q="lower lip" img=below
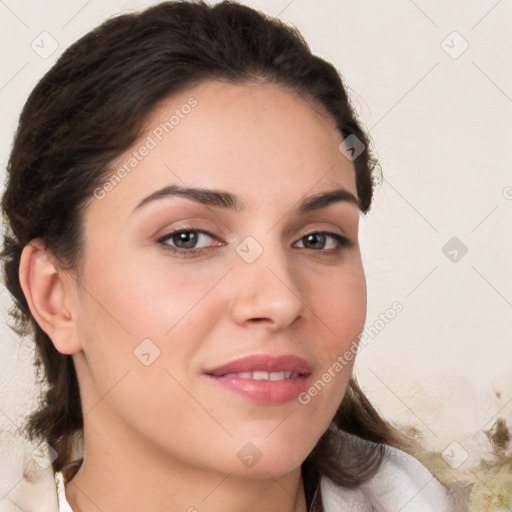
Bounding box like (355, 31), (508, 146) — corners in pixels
(207, 374), (311, 404)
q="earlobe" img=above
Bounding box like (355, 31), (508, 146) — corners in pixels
(19, 239), (82, 355)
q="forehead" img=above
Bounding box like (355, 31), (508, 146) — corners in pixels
(147, 79), (343, 156)
(87, 79), (357, 222)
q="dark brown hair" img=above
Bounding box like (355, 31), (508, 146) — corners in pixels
(1, 1), (409, 509)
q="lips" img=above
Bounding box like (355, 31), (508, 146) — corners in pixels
(205, 354), (312, 376)
(204, 354), (312, 404)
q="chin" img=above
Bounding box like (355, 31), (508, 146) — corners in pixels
(222, 435), (316, 480)
(227, 457), (307, 481)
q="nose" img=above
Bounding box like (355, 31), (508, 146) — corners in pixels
(228, 237), (305, 331)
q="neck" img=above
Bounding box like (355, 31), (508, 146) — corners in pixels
(64, 421), (308, 512)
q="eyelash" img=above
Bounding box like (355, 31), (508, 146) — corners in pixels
(156, 228), (352, 258)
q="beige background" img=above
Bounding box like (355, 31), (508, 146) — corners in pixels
(1, 0), (511, 497)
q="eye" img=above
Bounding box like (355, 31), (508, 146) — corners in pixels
(156, 228), (351, 258)
(157, 228), (221, 256)
(294, 232), (351, 254)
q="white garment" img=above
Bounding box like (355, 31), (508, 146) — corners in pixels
(51, 445), (466, 512)
(55, 473), (72, 512)
(320, 444), (466, 511)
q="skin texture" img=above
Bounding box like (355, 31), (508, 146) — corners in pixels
(20, 80), (367, 512)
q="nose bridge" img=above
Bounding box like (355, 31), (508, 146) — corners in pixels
(228, 231), (305, 328)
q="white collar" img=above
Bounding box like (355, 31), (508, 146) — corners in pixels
(55, 471), (73, 512)
(320, 444), (461, 511)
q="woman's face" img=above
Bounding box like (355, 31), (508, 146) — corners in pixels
(69, 80), (367, 478)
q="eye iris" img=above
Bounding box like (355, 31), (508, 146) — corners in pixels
(305, 233), (325, 249)
(174, 231), (198, 249)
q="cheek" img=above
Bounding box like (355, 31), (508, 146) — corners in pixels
(297, 261), (366, 411)
(308, 260), (367, 354)
(73, 251), (221, 437)
(75, 250), (226, 383)
(80, 246), (217, 337)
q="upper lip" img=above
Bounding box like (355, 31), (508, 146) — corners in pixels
(204, 354), (312, 376)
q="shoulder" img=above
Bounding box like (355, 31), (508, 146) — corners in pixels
(320, 440), (466, 512)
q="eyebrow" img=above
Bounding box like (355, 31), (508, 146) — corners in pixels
(132, 184), (360, 215)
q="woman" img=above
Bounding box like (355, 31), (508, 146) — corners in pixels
(1, 1), (468, 510)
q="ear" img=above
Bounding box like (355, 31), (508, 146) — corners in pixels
(19, 238), (82, 355)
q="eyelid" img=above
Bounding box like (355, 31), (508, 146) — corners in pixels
(294, 224), (349, 241)
(156, 227), (222, 247)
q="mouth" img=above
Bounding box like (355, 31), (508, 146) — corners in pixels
(221, 370), (302, 380)
(204, 354), (312, 404)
